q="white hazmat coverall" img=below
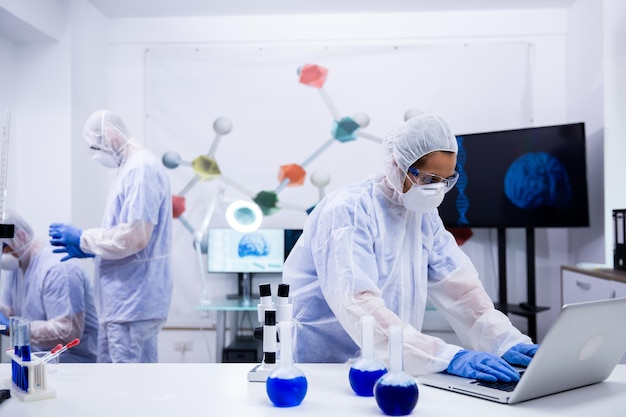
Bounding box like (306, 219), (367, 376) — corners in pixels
(283, 115), (530, 376)
(1, 211), (98, 363)
(51, 110), (173, 363)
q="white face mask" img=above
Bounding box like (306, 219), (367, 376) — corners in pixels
(91, 150), (120, 168)
(1, 254), (19, 271)
(402, 183), (446, 213)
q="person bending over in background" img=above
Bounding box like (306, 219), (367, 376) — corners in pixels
(48, 110), (173, 363)
(0, 210), (98, 362)
(283, 113), (538, 382)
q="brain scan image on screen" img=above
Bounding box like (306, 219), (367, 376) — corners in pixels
(238, 233), (271, 257)
(504, 152), (572, 210)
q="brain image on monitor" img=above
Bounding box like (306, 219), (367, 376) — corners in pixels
(504, 152), (572, 210)
(238, 232), (271, 257)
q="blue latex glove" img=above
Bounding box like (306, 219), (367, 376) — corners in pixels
(447, 350), (521, 382)
(49, 223), (83, 247)
(52, 243), (95, 262)
(502, 343), (540, 367)
(0, 311), (9, 335)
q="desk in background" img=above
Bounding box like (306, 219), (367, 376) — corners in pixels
(196, 297), (257, 362)
(1, 363), (626, 416)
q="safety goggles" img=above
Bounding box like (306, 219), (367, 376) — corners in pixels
(88, 143), (115, 156)
(407, 167), (459, 193)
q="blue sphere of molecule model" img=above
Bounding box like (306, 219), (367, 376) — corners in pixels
(162, 151), (182, 169)
(374, 372), (419, 416)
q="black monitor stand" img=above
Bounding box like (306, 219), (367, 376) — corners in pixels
(493, 227), (549, 342)
(226, 272), (256, 305)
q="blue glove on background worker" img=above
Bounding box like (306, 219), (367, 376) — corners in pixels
(49, 223), (82, 246)
(447, 350), (521, 382)
(0, 310), (9, 335)
(49, 223), (94, 262)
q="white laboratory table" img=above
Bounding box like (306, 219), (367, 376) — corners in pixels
(1, 363), (626, 416)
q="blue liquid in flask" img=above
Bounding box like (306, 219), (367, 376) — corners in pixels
(349, 366), (387, 397)
(374, 378), (419, 416)
(266, 373), (308, 407)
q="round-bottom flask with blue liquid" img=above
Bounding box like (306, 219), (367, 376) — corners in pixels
(374, 372), (419, 416)
(266, 321), (308, 407)
(349, 315), (388, 396)
(266, 365), (308, 407)
(373, 326), (419, 416)
(349, 357), (387, 397)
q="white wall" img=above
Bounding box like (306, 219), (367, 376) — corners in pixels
(567, 0), (605, 264)
(69, 0), (110, 232)
(0, 0), (68, 42)
(14, 40), (73, 234)
(604, 0), (626, 264)
(0, 1), (611, 363)
(8, 0), (109, 274)
(0, 1), (77, 241)
(0, 35), (17, 210)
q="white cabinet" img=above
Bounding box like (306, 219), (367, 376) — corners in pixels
(611, 279), (626, 299)
(561, 266), (626, 306)
(562, 269), (611, 304)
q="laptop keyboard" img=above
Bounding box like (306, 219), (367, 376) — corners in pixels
(475, 380), (518, 392)
(473, 370), (525, 392)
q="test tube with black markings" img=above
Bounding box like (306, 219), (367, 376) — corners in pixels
(21, 319), (31, 391)
(21, 319), (31, 362)
(10, 317), (18, 386)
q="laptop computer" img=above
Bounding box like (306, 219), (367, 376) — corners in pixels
(418, 297), (626, 404)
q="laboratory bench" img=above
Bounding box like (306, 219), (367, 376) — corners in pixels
(1, 362), (626, 416)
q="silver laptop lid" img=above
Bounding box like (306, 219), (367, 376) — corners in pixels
(508, 297), (626, 403)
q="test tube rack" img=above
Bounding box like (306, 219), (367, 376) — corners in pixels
(4, 350), (56, 401)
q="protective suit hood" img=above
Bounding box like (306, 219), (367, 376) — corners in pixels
(83, 110), (135, 166)
(383, 114), (458, 196)
(1, 210), (37, 269)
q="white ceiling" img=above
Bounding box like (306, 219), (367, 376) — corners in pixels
(84, 0), (578, 18)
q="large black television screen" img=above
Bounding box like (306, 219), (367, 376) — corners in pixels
(438, 123), (589, 228)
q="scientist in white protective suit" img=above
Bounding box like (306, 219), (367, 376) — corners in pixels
(0, 210), (98, 362)
(283, 113), (539, 382)
(48, 110), (173, 363)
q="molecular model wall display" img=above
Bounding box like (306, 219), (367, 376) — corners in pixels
(162, 63), (421, 239)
